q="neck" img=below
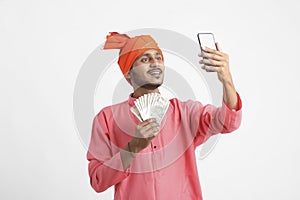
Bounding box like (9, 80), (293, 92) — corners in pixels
(132, 88), (160, 98)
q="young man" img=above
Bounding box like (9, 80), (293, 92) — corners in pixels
(87, 32), (242, 199)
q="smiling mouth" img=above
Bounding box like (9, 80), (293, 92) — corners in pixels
(148, 69), (162, 76)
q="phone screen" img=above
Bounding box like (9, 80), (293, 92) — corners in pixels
(197, 33), (217, 71)
(197, 33), (217, 52)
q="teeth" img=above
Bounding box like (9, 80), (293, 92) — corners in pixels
(149, 70), (161, 75)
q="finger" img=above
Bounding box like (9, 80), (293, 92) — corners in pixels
(136, 129), (158, 139)
(138, 118), (156, 127)
(144, 122), (160, 132)
(198, 52), (225, 61)
(143, 123), (160, 137)
(201, 65), (224, 73)
(199, 58), (224, 66)
(139, 121), (159, 133)
(202, 46), (223, 56)
(143, 128), (159, 138)
(147, 129), (159, 138)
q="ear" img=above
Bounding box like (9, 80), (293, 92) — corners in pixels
(125, 72), (132, 85)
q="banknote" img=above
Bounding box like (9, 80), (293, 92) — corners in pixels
(130, 93), (169, 124)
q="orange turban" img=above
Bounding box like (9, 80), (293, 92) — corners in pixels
(103, 32), (164, 76)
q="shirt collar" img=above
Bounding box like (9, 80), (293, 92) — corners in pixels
(128, 93), (137, 107)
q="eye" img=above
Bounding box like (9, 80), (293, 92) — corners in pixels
(141, 57), (149, 62)
(156, 56), (162, 61)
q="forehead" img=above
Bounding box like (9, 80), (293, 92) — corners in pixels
(138, 49), (161, 57)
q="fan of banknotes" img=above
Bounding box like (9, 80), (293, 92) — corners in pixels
(130, 93), (170, 124)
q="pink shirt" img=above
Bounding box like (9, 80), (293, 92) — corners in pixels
(87, 93), (242, 200)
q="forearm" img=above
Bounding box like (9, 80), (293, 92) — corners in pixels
(120, 142), (136, 171)
(88, 152), (130, 192)
(222, 74), (238, 110)
(120, 119), (158, 170)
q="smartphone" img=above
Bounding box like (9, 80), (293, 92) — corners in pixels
(197, 33), (217, 71)
(197, 33), (217, 51)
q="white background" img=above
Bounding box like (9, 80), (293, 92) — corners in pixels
(1, 0), (300, 199)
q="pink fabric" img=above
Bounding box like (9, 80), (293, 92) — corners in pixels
(87, 93), (242, 200)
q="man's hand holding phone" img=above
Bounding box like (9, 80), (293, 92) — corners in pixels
(197, 33), (232, 84)
(197, 33), (238, 110)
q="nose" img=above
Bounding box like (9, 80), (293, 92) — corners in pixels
(149, 58), (160, 68)
(150, 62), (158, 68)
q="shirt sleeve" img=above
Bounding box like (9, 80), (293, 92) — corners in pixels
(87, 110), (130, 193)
(193, 92), (242, 146)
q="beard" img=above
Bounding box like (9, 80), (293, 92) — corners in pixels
(140, 83), (162, 90)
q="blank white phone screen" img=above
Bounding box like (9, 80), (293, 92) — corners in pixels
(198, 33), (216, 51)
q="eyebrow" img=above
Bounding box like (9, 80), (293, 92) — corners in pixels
(139, 52), (161, 57)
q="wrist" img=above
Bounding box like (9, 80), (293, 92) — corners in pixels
(222, 76), (234, 86)
(127, 142), (137, 158)
(222, 77), (236, 93)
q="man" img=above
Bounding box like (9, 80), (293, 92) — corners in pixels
(87, 32), (242, 199)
